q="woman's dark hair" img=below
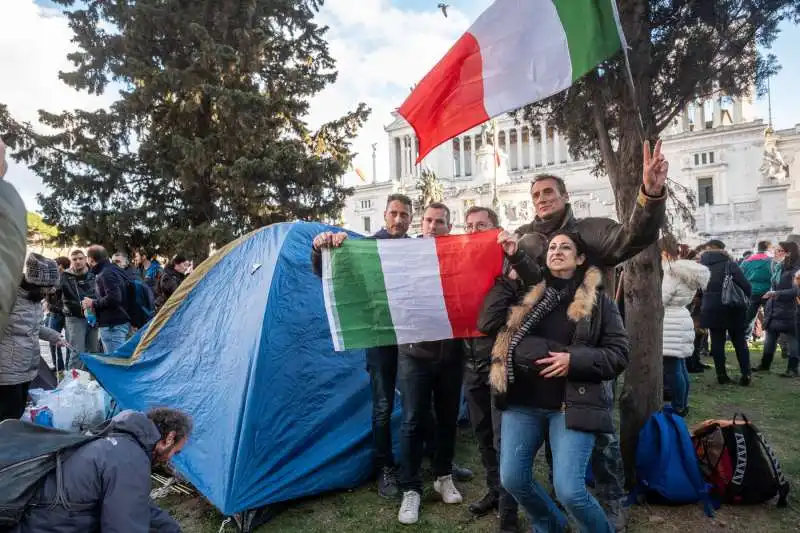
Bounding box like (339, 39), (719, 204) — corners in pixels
(548, 230), (589, 259)
(779, 241), (800, 270)
(20, 278), (45, 302)
(170, 254), (188, 268)
(55, 256), (71, 270)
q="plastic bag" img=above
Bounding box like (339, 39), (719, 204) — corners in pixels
(30, 380), (110, 432)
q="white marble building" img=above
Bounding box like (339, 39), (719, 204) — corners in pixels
(343, 94), (800, 255)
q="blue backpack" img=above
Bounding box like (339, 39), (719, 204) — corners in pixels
(124, 278), (155, 328)
(631, 407), (715, 516)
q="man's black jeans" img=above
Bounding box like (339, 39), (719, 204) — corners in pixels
(398, 352), (464, 494)
(366, 345), (399, 470)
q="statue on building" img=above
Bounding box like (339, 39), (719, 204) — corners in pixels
(760, 128), (791, 183)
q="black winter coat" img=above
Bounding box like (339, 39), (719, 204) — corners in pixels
(764, 262), (800, 334)
(59, 269), (96, 317)
(155, 266), (186, 310)
(699, 251), (752, 331)
(13, 410), (180, 533)
(480, 267), (630, 434)
(92, 260), (133, 327)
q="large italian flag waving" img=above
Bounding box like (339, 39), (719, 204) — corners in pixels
(400, 0), (623, 162)
(322, 231), (504, 351)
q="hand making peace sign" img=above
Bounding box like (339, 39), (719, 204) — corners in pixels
(642, 139), (668, 197)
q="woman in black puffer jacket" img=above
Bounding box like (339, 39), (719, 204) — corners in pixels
(478, 231), (629, 533)
(755, 241), (800, 377)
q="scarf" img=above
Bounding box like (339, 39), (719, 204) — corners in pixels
(504, 285), (569, 385)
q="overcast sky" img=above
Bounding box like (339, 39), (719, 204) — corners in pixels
(2, 0), (798, 210)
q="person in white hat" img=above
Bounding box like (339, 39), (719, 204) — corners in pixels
(0, 253), (66, 421)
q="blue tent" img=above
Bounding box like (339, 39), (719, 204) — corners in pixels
(84, 222), (400, 517)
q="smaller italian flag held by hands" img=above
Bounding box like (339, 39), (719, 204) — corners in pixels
(400, 0), (623, 162)
(322, 231), (504, 351)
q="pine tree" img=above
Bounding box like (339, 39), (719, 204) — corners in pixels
(3, 0), (369, 260)
(522, 0), (798, 481)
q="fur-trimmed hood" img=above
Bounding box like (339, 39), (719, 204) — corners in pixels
(490, 266), (603, 393)
(663, 259), (710, 294)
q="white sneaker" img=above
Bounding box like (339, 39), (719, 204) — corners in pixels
(434, 474), (463, 504)
(398, 490), (421, 524)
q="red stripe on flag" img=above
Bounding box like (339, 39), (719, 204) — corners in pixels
(398, 32), (489, 163)
(434, 230), (504, 338)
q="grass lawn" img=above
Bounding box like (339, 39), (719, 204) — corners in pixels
(161, 348), (800, 532)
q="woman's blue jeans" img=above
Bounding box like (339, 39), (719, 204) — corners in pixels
(500, 406), (613, 533)
(663, 357), (689, 411)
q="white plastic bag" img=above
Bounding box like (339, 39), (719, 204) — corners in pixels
(37, 380), (109, 432)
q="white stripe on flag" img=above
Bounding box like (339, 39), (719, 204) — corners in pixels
(377, 238), (453, 344)
(321, 248), (344, 351)
(472, 0), (572, 117)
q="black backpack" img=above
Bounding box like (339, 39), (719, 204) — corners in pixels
(692, 413), (790, 507)
(0, 420), (107, 528)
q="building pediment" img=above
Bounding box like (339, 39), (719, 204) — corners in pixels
(385, 110), (409, 132)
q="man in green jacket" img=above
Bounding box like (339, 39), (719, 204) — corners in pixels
(741, 240), (774, 339)
(0, 138), (27, 341)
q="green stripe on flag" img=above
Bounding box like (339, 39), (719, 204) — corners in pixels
(330, 240), (398, 350)
(553, 0), (621, 81)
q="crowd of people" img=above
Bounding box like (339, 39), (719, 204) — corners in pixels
(0, 138), (194, 532)
(311, 139), (669, 532)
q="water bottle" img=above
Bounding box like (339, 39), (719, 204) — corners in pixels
(85, 307), (97, 328)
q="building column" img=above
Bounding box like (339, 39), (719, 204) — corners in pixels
(713, 98), (722, 127)
(553, 129), (561, 164)
(733, 99), (743, 124)
(389, 136), (397, 180)
(473, 135), (479, 175)
(402, 137), (409, 181)
(516, 127), (523, 171)
(529, 129), (537, 168)
(565, 136), (572, 162)
(680, 107), (690, 132)
(540, 122), (548, 166)
(694, 101), (705, 130)
(458, 135), (467, 177)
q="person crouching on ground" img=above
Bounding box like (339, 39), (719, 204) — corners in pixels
(13, 408), (191, 533)
(0, 253), (66, 421)
(479, 231), (630, 533)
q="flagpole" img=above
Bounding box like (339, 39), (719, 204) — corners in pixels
(608, 0), (646, 143)
(491, 118), (499, 212)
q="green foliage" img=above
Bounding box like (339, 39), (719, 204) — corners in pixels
(26, 211), (59, 240)
(1, 0), (369, 259)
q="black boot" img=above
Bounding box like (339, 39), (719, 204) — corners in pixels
(468, 490), (498, 516)
(498, 493), (520, 533)
(452, 463), (474, 482)
(717, 374), (732, 385)
(739, 375), (752, 386)
(377, 466), (399, 499)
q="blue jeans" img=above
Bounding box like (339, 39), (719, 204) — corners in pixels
(47, 313), (65, 371)
(99, 323), (130, 354)
(64, 317), (100, 369)
(664, 357), (689, 410)
(500, 406), (613, 533)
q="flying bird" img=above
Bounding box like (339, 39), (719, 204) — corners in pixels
(437, 3), (449, 17)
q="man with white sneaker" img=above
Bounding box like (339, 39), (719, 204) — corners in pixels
(397, 203), (464, 524)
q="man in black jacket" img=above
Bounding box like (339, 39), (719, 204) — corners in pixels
(82, 245), (134, 354)
(13, 408), (190, 533)
(60, 249), (99, 367)
(461, 207), (539, 533)
(311, 193), (413, 499)
(513, 140), (669, 532)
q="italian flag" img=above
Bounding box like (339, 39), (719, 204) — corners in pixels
(400, 0), (623, 162)
(322, 231), (504, 351)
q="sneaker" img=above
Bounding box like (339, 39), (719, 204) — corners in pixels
(398, 490), (421, 524)
(468, 490), (498, 516)
(434, 474), (463, 504)
(378, 466), (399, 499)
